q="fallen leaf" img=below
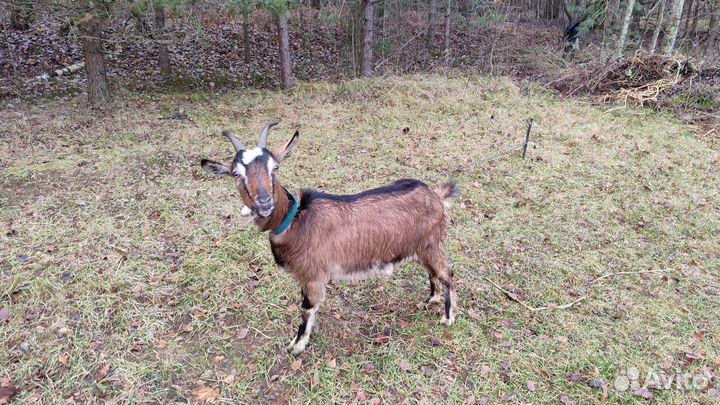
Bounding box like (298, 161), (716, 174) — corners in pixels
(634, 388), (654, 400)
(0, 379), (18, 405)
(500, 392), (515, 402)
(355, 390), (367, 401)
(399, 358), (410, 371)
(309, 370), (319, 390)
(235, 328), (249, 339)
(95, 364), (110, 381)
(559, 395), (576, 405)
(685, 352), (704, 362)
(0, 309), (11, 322)
(480, 365), (491, 377)
(192, 385), (220, 404)
(213, 355), (225, 365)
(465, 394), (476, 404)
(222, 371), (236, 384)
(290, 359), (302, 371)
(467, 308), (482, 321)
(527, 380), (536, 392)
(327, 358), (337, 369)
(477, 397), (490, 405)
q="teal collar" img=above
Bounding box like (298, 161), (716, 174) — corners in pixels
(272, 194), (300, 235)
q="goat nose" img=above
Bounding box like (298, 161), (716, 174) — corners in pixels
(258, 196), (272, 205)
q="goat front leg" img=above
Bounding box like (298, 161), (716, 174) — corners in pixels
(287, 284), (324, 355)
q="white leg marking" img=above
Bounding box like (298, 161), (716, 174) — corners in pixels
(427, 294), (442, 304)
(289, 307), (318, 355)
(240, 205), (252, 216)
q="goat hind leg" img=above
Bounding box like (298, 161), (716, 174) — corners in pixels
(425, 273), (442, 304)
(422, 249), (456, 325)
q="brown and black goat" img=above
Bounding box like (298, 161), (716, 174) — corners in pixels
(200, 122), (459, 355)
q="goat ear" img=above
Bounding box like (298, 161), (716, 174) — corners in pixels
(275, 131), (300, 162)
(201, 159), (231, 176)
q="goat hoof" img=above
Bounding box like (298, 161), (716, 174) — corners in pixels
(289, 341), (307, 356)
(425, 295), (442, 304)
(441, 315), (456, 326)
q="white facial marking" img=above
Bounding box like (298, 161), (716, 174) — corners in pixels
(266, 156), (276, 174)
(234, 164), (246, 177)
(241, 147), (264, 165)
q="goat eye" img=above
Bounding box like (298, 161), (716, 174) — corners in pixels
(273, 164), (279, 172)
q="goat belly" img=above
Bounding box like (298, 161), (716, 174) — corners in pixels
(330, 262), (394, 281)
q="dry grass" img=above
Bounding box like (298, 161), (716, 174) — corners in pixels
(1, 75), (719, 404)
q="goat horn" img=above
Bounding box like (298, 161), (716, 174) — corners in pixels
(222, 130), (245, 152)
(258, 121), (279, 149)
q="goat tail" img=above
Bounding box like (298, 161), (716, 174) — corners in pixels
(434, 182), (460, 208)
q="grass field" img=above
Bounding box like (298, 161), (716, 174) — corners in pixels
(1, 76), (719, 404)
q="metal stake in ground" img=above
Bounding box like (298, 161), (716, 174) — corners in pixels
(522, 118), (534, 159)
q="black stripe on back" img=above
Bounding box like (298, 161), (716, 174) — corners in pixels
(299, 179), (426, 210)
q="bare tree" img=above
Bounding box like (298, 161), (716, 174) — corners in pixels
(681, 0), (693, 34)
(662, 0), (685, 55)
(154, 5), (171, 77)
(709, 0), (720, 49)
(360, 0), (375, 77)
(243, 13), (251, 63)
(427, 0), (438, 49)
(617, 0), (636, 56)
(275, 12), (295, 88)
(443, 0), (451, 70)
(78, 13), (110, 104)
(649, 0), (666, 53)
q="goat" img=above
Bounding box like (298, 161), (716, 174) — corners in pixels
(200, 123), (459, 355)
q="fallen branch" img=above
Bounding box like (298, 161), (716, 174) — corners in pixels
(587, 269), (671, 285)
(484, 277), (588, 312)
(485, 269), (672, 312)
(36, 62), (85, 81)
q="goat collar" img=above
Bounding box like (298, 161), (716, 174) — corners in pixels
(272, 192), (300, 235)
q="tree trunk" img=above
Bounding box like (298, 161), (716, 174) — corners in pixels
(243, 13), (251, 64)
(709, 0), (720, 48)
(79, 13), (110, 105)
(662, 0), (685, 55)
(443, 0), (451, 70)
(689, 0), (700, 36)
(681, 0), (693, 35)
(154, 6), (171, 77)
(649, 0), (666, 53)
(360, 0), (375, 77)
(617, 0), (636, 56)
(275, 13), (295, 89)
(427, 0), (438, 49)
